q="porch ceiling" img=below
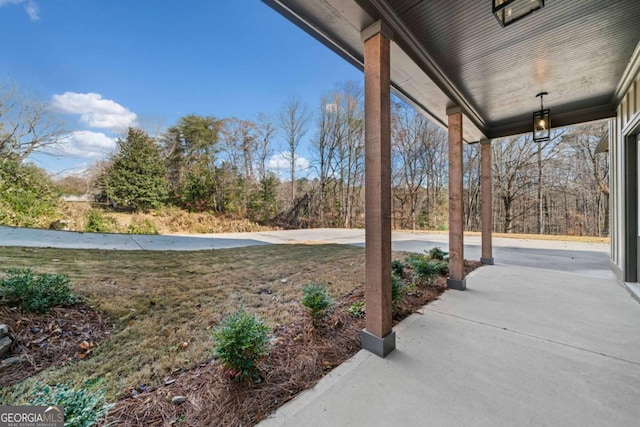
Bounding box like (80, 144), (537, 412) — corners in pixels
(263, 0), (640, 141)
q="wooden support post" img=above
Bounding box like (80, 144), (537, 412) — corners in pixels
(447, 107), (466, 290)
(480, 139), (494, 265)
(361, 21), (395, 357)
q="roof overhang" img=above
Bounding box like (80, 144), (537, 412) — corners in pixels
(264, 0), (640, 142)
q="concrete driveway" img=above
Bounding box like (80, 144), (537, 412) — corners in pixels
(0, 226), (612, 278)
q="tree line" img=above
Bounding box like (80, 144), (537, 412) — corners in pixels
(1, 81), (609, 236)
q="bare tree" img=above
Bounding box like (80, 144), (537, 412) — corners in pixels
(311, 94), (337, 226)
(391, 100), (447, 230)
(222, 117), (257, 181)
(221, 118), (259, 213)
(278, 96), (311, 203)
(0, 83), (65, 160)
(492, 135), (537, 233)
(256, 113), (276, 182)
(310, 83), (365, 228)
(560, 122), (609, 236)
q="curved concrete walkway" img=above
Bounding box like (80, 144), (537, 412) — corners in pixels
(1, 226), (637, 426)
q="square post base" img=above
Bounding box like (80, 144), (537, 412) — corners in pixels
(447, 277), (467, 290)
(361, 329), (396, 357)
(481, 257), (494, 265)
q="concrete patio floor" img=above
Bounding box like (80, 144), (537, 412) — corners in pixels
(1, 226), (638, 425)
(256, 238), (640, 426)
(260, 262), (640, 426)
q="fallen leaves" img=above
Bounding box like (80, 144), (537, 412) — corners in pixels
(0, 305), (111, 386)
(75, 340), (96, 359)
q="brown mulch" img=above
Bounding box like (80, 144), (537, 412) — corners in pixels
(105, 260), (482, 426)
(0, 305), (112, 387)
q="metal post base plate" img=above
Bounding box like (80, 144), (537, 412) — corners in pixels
(361, 329), (396, 357)
(447, 277), (467, 290)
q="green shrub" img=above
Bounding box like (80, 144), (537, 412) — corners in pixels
(428, 247), (449, 261)
(407, 254), (438, 284)
(1, 268), (76, 313)
(431, 260), (449, 275)
(0, 157), (61, 228)
(85, 210), (118, 233)
(212, 308), (270, 382)
(347, 300), (365, 318)
(301, 283), (335, 325)
(28, 380), (110, 427)
(391, 273), (405, 309)
(391, 259), (405, 278)
(127, 217), (158, 235)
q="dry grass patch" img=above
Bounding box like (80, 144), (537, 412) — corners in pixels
(0, 244), (367, 401)
(55, 202), (274, 234)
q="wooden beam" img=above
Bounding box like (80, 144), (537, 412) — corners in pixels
(361, 21), (395, 357)
(481, 139), (494, 265)
(447, 108), (466, 290)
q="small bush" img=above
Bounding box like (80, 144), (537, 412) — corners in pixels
(28, 380), (110, 427)
(301, 283), (335, 325)
(428, 247), (449, 261)
(391, 273), (405, 309)
(85, 210), (118, 233)
(431, 260), (449, 275)
(127, 217), (158, 235)
(347, 300), (365, 318)
(1, 268), (76, 313)
(407, 255), (438, 284)
(212, 308), (270, 382)
(391, 259), (405, 278)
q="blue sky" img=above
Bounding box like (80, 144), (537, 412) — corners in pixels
(0, 0), (362, 176)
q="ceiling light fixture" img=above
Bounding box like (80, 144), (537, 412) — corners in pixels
(493, 0), (544, 27)
(533, 92), (550, 143)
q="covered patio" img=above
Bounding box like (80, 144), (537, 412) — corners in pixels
(257, 1), (640, 424)
(259, 253), (640, 426)
(263, 0), (640, 356)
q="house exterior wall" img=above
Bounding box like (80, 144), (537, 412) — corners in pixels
(610, 50), (640, 280)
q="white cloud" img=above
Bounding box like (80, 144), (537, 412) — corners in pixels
(267, 152), (310, 173)
(51, 92), (137, 131)
(25, 0), (39, 20)
(0, 0), (40, 21)
(57, 130), (117, 159)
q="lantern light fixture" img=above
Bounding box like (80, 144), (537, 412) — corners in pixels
(533, 92), (550, 143)
(493, 0), (545, 27)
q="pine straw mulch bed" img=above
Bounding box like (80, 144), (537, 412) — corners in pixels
(106, 260), (482, 426)
(0, 305), (112, 386)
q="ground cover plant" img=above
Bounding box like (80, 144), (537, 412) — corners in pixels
(0, 268), (76, 313)
(28, 380), (110, 427)
(0, 244), (480, 425)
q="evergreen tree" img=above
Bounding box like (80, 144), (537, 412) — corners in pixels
(104, 128), (169, 211)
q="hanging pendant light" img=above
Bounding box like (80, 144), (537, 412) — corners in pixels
(533, 92), (550, 143)
(493, 0), (545, 27)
